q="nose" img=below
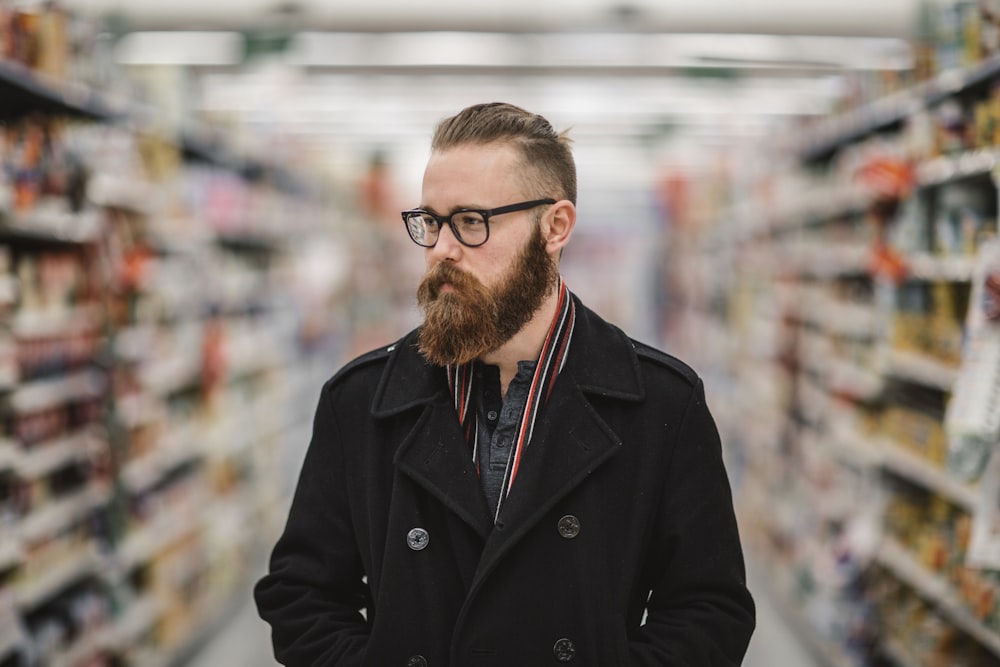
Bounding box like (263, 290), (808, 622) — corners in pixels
(428, 221), (463, 263)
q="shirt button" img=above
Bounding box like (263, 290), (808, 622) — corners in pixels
(557, 515), (581, 539)
(553, 638), (576, 662)
(407, 655), (428, 667)
(407, 527), (430, 551)
(487, 410), (498, 421)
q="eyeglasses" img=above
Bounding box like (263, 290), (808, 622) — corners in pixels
(402, 198), (556, 248)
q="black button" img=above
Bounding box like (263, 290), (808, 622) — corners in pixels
(557, 515), (581, 539)
(407, 655), (428, 667)
(407, 528), (430, 551)
(487, 410), (498, 421)
(553, 638), (576, 662)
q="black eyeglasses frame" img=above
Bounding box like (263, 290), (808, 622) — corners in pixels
(401, 198), (557, 248)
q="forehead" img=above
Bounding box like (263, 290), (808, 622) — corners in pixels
(422, 142), (525, 204)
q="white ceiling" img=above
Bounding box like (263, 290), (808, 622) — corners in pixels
(55, 0), (941, 203)
(65, 0), (924, 37)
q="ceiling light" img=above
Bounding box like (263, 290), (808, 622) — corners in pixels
(116, 31), (246, 66)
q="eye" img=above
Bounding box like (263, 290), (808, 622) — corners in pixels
(454, 212), (485, 227)
(416, 213), (440, 229)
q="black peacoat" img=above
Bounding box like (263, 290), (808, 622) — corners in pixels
(255, 297), (755, 666)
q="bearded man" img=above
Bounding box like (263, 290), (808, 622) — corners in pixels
(255, 102), (755, 666)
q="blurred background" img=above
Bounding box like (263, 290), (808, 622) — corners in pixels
(2, 0), (1000, 665)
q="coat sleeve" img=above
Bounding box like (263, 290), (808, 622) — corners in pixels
(628, 378), (756, 666)
(254, 384), (370, 666)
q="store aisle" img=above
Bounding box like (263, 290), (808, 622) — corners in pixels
(184, 562), (822, 667)
(185, 562), (277, 667)
(743, 566), (823, 667)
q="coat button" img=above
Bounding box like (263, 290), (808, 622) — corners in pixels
(407, 655), (428, 667)
(407, 527), (430, 551)
(553, 638), (576, 662)
(557, 515), (581, 539)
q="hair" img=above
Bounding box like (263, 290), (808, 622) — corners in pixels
(431, 102), (577, 205)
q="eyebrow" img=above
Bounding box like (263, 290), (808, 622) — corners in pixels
(418, 204), (488, 215)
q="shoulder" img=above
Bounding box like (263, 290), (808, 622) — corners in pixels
(569, 296), (700, 395)
(323, 334), (410, 393)
(630, 338), (699, 388)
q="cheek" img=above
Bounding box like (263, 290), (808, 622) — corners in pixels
(473, 257), (506, 288)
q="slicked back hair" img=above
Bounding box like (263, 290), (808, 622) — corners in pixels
(431, 102), (577, 205)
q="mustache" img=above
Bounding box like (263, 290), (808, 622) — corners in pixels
(418, 262), (482, 302)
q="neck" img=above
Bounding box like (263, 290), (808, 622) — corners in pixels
(480, 286), (561, 397)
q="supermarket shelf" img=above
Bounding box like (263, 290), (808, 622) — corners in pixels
(877, 537), (1000, 659)
(816, 300), (879, 340)
(0, 539), (21, 573)
(0, 12), (322, 667)
(826, 357), (884, 402)
(51, 595), (165, 667)
(11, 303), (103, 338)
(103, 595), (165, 650)
(696, 29), (1000, 667)
(916, 148), (1000, 188)
(0, 437), (19, 471)
(906, 253), (977, 282)
(0, 275), (16, 306)
(88, 173), (158, 216)
(799, 88), (915, 163)
(15, 428), (105, 480)
(215, 230), (285, 255)
(117, 505), (205, 570)
(799, 53), (1000, 163)
(878, 440), (979, 511)
(121, 426), (203, 493)
(19, 481), (111, 543)
(829, 421), (978, 509)
(15, 546), (100, 610)
(180, 131), (315, 196)
(180, 131), (249, 174)
(9, 368), (107, 414)
(116, 391), (167, 430)
(0, 58), (127, 120)
(139, 351), (204, 396)
(879, 637), (922, 667)
(883, 348), (960, 392)
(0, 208), (103, 247)
(0, 614), (25, 663)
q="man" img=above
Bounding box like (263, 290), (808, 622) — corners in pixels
(255, 102), (755, 666)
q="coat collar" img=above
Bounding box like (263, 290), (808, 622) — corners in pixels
(376, 296), (646, 545)
(371, 295), (645, 418)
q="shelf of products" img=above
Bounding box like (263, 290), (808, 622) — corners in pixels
(0, 4), (330, 666)
(663, 2), (1000, 665)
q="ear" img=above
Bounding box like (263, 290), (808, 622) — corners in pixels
(543, 200), (576, 256)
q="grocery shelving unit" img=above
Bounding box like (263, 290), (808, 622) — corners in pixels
(0, 23), (320, 665)
(663, 6), (1000, 663)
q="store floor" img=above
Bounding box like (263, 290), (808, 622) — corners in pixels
(184, 562), (822, 667)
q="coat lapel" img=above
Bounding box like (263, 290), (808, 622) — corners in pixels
(373, 299), (647, 571)
(393, 398), (494, 539)
(469, 298), (646, 589)
(373, 333), (493, 539)
(472, 378), (622, 576)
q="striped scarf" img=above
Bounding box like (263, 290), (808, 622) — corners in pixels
(447, 278), (576, 522)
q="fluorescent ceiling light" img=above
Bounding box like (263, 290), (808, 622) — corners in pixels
(116, 31), (246, 66)
(287, 31), (911, 71)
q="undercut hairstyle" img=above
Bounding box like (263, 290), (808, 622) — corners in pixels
(431, 102), (577, 205)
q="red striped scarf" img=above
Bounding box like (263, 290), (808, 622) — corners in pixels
(447, 278), (576, 522)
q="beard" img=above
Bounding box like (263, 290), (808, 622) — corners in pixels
(417, 224), (558, 367)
